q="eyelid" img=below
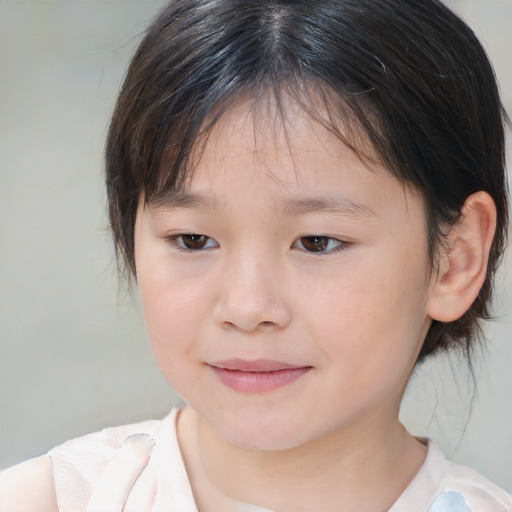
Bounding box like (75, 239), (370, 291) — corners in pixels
(163, 233), (351, 254)
(166, 233), (219, 251)
(292, 235), (351, 255)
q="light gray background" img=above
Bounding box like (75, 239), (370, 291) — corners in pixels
(1, 0), (511, 490)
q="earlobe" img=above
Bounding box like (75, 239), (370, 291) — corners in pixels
(427, 191), (497, 323)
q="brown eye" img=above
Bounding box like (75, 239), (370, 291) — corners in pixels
(295, 235), (343, 253)
(176, 234), (216, 250)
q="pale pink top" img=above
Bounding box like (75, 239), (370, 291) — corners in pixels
(48, 408), (512, 512)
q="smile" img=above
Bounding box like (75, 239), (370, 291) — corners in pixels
(208, 359), (312, 393)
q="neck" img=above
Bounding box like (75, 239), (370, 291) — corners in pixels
(178, 406), (427, 512)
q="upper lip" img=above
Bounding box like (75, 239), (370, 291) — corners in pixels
(209, 359), (310, 372)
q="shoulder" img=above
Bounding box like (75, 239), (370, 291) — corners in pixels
(392, 440), (512, 512)
(432, 459), (512, 512)
(48, 416), (164, 511)
(0, 413), (172, 512)
(0, 455), (58, 512)
(48, 416), (162, 462)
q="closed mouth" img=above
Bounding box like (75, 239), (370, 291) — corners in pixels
(207, 359), (312, 393)
(209, 358), (310, 372)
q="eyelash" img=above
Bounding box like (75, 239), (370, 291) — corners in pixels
(168, 234), (219, 252)
(292, 235), (348, 255)
(166, 234), (349, 255)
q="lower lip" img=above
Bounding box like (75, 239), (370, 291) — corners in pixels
(209, 366), (312, 393)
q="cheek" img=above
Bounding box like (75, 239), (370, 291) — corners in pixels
(136, 266), (208, 376)
(138, 285), (206, 400)
(305, 250), (430, 379)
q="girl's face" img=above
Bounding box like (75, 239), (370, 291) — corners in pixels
(134, 99), (434, 450)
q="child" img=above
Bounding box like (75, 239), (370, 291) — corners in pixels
(1, 0), (511, 510)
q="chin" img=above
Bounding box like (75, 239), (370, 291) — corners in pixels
(223, 430), (303, 452)
(209, 410), (314, 452)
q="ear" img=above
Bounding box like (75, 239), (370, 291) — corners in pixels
(427, 191), (497, 323)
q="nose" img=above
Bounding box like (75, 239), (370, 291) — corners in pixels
(212, 250), (292, 332)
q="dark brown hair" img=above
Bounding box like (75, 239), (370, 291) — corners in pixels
(106, 0), (509, 361)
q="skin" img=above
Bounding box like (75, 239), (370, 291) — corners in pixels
(0, 96), (496, 512)
(0, 456), (57, 512)
(134, 98), (437, 511)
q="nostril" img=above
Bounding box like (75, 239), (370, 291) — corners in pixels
(213, 293), (292, 332)
(222, 319), (279, 332)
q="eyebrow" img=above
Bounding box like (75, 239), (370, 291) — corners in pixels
(149, 190), (378, 219)
(149, 190), (218, 211)
(283, 196), (379, 219)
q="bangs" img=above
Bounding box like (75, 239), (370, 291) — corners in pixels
(145, 79), (387, 208)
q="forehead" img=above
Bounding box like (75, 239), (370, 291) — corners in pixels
(190, 95), (379, 183)
(150, 97), (419, 223)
